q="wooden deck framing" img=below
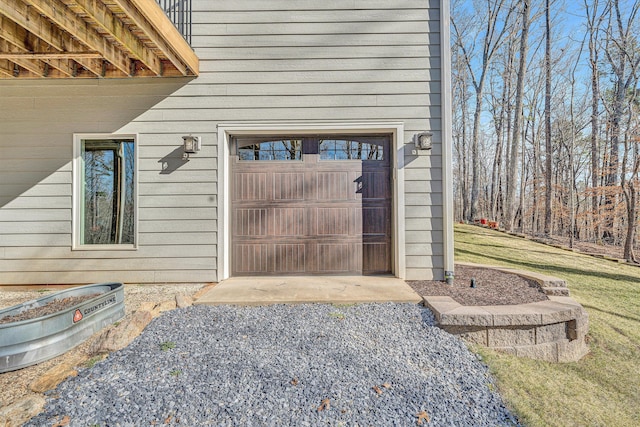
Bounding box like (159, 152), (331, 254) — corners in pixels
(0, 0), (198, 78)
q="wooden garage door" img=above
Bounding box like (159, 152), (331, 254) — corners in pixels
(231, 135), (391, 275)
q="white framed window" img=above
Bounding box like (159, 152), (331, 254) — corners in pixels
(73, 134), (138, 250)
(319, 137), (385, 161)
(235, 137), (303, 161)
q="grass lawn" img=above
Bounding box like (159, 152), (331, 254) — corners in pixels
(454, 224), (640, 426)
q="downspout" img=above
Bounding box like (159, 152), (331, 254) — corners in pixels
(117, 144), (126, 244)
(440, 0), (455, 283)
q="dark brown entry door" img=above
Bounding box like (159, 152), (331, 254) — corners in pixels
(231, 135), (391, 275)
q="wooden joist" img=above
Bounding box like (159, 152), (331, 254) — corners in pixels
(20, 0), (133, 75)
(63, 0), (163, 75)
(0, 58), (14, 77)
(0, 39), (44, 77)
(110, 0), (197, 76)
(0, 52), (103, 60)
(0, 0), (198, 79)
(0, 12), (93, 77)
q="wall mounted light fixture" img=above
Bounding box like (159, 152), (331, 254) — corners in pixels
(414, 132), (433, 151)
(182, 135), (201, 160)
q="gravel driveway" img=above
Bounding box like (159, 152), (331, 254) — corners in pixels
(26, 303), (519, 426)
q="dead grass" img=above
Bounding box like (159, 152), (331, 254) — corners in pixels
(455, 224), (640, 427)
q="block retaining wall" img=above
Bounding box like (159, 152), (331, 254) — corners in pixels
(424, 264), (589, 362)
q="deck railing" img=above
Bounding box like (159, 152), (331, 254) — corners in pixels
(156, 0), (192, 44)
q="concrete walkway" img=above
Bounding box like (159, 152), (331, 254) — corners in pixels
(194, 276), (422, 306)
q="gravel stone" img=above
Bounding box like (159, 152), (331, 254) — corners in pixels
(26, 303), (519, 426)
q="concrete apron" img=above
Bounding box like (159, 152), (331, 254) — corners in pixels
(194, 276), (422, 306)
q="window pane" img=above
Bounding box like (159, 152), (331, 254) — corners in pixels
(319, 139), (384, 160)
(82, 139), (135, 245)
(237, 139), (302, 161)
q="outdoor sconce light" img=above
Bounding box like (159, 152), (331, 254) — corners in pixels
(414, 132), (433, 151)
(182, 135), (201, 160)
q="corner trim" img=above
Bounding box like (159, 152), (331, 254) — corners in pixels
(440, 0), (455, 277)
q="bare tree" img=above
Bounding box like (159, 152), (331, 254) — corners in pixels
(620, 95), (640, 261)
(452, 23), (472, 220)
(487, 37), (517, 222)
(449, 0), (640, 260)
(504, 0), (531, 230)
(544, 0), (553, 235)
(602, 0), (640, 242)
(584, 0), (609, 241)
(452, 0), (515, 221)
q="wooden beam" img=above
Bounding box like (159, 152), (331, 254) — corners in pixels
(0, 52), (103, 59)
(0, 0), (197, 78)
(63, 0), (162, 75)
(3, 35), (73, 77)
(0, 39), (45, 76)
(0, 14), (31, 51)
(0, 12), (88, 77)
(10, 58), (46, 76)
(19, 0), (132, 75)
(132, 0), (199, 74)
(112, 0), (198, 75)
(3, 63), (30, 78)
(75, 58), (105, 77)
(0, 58), (13, 77)
(47, 58), (75, 76)
(0, 9), (103, 77)
(0, 1), (72, 49)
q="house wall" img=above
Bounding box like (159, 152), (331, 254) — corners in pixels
(0, 0), (445, 284)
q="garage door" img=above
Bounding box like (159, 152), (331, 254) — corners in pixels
(231, 135), (391, 275)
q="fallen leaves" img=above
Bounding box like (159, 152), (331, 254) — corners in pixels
(52, 415), (70, 427)
(372, 382), (392, 396)
(317, 398), (331, 411)
(416, 410), (430, 425)
(165, 414), (179, 424)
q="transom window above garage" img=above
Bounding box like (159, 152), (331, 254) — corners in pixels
(319, 138), (385, 161)
(236, 138), (302, 161)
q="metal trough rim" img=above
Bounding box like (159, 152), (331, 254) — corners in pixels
(0, 282), (125, 373)
(0, 282), (121, 326)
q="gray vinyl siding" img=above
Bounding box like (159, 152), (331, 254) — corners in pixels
(0, 0), (444, 284)
(0, 79), (217, 285)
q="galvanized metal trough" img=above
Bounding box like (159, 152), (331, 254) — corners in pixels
(0, 282), (125, 373)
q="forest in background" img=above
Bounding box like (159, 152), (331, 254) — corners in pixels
(451, 0), (640, 262)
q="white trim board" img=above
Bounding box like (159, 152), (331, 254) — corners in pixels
(216, 121), (407, 281)
(440, 0), (455, 278)
(72, 133), (139, 251)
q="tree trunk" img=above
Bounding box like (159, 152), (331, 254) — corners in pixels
(532, 117), (539, 234)
(622, 182), (636, 262)
(461, 76), (470, 221)
(604, 79), (624, 241)
(569, 132), (575, 248)
(490, 125), (503, 220)
(519, 121), (529, 232)
(470, 81), (484, 221)
(588, 2), (601, 242)
(544, 0), (553, 236)
(505, 0), (531, 231)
